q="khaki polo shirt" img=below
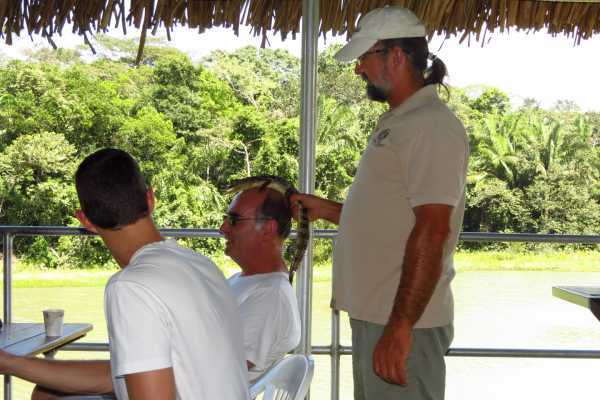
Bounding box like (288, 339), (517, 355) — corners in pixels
(332, 85), (469, 328)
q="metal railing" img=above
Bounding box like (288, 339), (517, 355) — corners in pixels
(2, 226), (600, 400)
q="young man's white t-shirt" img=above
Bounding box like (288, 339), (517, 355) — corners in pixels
(228, 271), (301, 380)
(105, 239), (249, 399)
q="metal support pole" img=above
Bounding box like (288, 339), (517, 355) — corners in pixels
(297, 0), (318, 353)
(3, 233), (13, 400)
(298, 1), (318, 398)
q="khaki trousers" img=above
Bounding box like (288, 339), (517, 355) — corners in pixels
(350, 318), (453, 400)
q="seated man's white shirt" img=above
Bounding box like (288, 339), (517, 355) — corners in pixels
(228, 271), (301, 380)
(105, 239), (249, 400)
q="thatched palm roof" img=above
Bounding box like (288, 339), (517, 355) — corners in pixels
(2, 0), (600, 61)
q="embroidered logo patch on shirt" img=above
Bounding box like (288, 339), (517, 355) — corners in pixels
(372, 129), (390, 147)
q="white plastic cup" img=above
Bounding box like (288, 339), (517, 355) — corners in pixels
(43, 309), (64, 337)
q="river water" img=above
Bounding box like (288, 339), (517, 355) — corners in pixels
(446, 271), (600, 400)
(311, 271), (600, 399)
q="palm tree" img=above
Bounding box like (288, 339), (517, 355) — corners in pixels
(472, 113), (523, 189)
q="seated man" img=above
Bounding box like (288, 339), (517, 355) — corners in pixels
(220, 187), (302, 380)
(0, 148), (249, 400)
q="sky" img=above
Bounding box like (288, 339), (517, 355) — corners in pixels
(2, 24), (600, 111)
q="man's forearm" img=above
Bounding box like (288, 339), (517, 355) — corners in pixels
(388, 227), (445, 326)
(1, 354), (113, 394)
(294, 193), (343, 224)
(372, 215), (450, 386)
(388, 205), (451, 327)
(318, 198), (343, 224)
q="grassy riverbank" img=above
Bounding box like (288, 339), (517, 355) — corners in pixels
(454, 250), (600, 272)
(2, 250), (599, 288)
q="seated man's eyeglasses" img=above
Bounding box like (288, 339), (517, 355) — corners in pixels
(223, 213), (273, 227)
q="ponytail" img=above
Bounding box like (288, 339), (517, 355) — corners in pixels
(424, 54), (449, 95)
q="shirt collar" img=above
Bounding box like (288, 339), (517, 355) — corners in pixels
(381, 85), (440, 121)
(128, 238), (173, 266)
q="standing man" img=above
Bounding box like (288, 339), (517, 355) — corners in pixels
(293, 6), (468, 400)
(0, 148), (249, 400)
(220, 187), (301, 381)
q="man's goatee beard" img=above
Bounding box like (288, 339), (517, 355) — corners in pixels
(366, 82), (388, 103)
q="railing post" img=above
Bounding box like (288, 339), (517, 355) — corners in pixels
(331, 308), (340, 400)
(3, 232), (13, 400)
(329, 238), (340, 400)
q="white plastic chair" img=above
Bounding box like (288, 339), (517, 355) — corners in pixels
(249, 354), (315, 400)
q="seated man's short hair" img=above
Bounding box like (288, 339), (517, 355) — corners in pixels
(75, 148), (149, 229)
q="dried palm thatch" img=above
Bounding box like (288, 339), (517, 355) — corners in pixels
(1, 0), (600, 63)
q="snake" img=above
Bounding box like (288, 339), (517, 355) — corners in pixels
(225, 175), (309, 284)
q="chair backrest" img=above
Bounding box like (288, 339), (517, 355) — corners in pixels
(249, 354), (315, 400)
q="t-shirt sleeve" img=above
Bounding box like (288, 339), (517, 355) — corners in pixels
(403, 129), (467, 208)
(105, 279), (172, 376)
(239, 287), (288, 370)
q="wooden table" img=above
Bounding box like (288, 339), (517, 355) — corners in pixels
(0, 322), (92, 356)
(552, 286), (600, 322)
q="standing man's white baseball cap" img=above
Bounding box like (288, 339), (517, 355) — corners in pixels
(334, 6), (427, 62)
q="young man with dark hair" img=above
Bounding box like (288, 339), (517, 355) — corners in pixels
(220, 187), (301, 381)
(0, 148), (249, 400)
(293, 6), (469, 400)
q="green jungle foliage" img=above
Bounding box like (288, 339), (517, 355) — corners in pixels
(1, 39), (599, 268)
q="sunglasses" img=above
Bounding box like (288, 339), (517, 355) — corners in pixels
(223, 213), (272, 227)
